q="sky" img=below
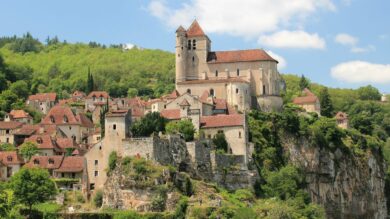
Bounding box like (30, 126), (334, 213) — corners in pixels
(1, 0), (390, 92)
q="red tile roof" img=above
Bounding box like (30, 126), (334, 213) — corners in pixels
(72, 90), (86, 98)
(55, 156), (84, 172)
(132, 107), (145, 117)
(207, 49), (277, 64)
(9, 110), (31, 119)
(293, 88), (319, 105)
(41, 105), (93, 127)
(0, 121), (23, 130)
(186, 20), (206, 37)
(25, 156), (64, 169)
(200, 114), (244, 128)
(199, 90), (210, 103)
(56, 138), (75, 150)
(14, 124), (40, 136)
(176, 25), (186, 33)
(28, 93), (57, 102)
(0, 151), (23, 165)
(106, 110), (129, 117)
(76, 113), (94, 128)
(25, 134), (57, 150)
(214, 99), (227, 110)
(87, 91), (109, 99)
(168, 90), (180, 99)
(160, 109), (181, 120)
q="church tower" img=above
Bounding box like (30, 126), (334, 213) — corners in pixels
(175, 26), (187, 84)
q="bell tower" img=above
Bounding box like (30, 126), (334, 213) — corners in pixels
(175, 26), (187, 85)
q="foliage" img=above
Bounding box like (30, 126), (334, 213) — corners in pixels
(299, 75), (310, 90)
(100, 99), (109, 137)
(165, 120), (195, 141)
(212, 133), (228, 153)
(319, 87), (334, 117)
(130, 112), (167, 137)
(19, 142), (38, 160)
(357, 85), (381, 101)
(10, 168), (57, 212)
(0, 189), (21, 218)
(151, 186), (168, 212)
(108, 151), (118, 173)
(86, 67), (94, 94)
(94, 190), (104, 208)
(308, 117), (344, 149)
(0, 143), (16, 151)
(173, 196), (188, 219)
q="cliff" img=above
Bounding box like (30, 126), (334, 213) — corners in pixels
(282, 135), (387, 219)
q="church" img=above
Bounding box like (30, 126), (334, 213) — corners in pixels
(175, 20), (284, 112)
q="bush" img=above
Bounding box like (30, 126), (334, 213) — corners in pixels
(212, 133), (228, 153)
(173, 197), (188, 219)
(130, 112), (167, 137)
(165, 120), (195, 141)
(108, 151), (118, 172)
(94, 190), (103, 208)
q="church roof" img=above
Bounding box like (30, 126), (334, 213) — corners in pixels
(186, 20), (206, 37)
(207, 49), (278, 64)
(176, 25), (186, 33)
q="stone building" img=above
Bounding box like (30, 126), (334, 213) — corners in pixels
(26, 93), (57, 114)
(335, 112), (349, 129)
(0, 151), (24, 180)
(175, 20), (284, 112)
(293, 88), (321, 115)
(0, 121), (23, 144)
(5, 110), (33, 124)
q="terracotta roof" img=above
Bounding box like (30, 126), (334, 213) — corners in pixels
(128, 97), (146, 107)
(76, 113), (94, 128)
(0, 151), (23, 165)
(179, 99), (191, 106)
(14, 124), (40, 136)
(199, 90), (210, 102)
(56, 138), (75, 150)
(106, 110), (129, 117)
(58, 99), (74, 105)
(42, 105), (79, 125)
(200, 114), (244, 128)
(28, 93), (56, 102)
(9, 110), (31, 119)
(25, 156), (64, 169)
(168, 90), (180, 99)
(186, 20), (206, 37)
(87, 91), (109, 99)
(214, 99), (227, 110)
(72, 90), (86, 98)
(335, 112), (348, 121)
(25, 134), (57, 150)
(0, 121), (23, 130)
(132, 107), (145, 117)
(160, 109), (181, 120)
(177, 78), (248, 85)
(55, 156), (84, 173)
(207, 49), (277, 64)
(293, 89), (319, 105)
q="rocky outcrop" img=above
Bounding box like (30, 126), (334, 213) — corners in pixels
(282, 135), (387, 219)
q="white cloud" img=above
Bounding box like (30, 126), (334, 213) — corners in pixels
(147, 0), (335, 38)
(331, 61), (390, 84)
(258, 31), (326, 49)
(335, 33), (358, 46)
(350, 45), (375, 53)
(266, 50), (287, 69)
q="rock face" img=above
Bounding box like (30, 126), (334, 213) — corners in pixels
(282, 136), (387, 219)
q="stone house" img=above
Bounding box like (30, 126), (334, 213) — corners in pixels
(0, 151), (24, 180)
(85, 91), (110, 112)
(293, 88), (321, 115)
(174, 20), (284, 112)
(41, 105), (94, 144)
(0, 121), (23, 144)
(84, 109), (132, 192)
(5, 110), (33, 124)
(72, 90), (86, 101)
(26, 93), (57, 114)
(335, 112), (349, 129)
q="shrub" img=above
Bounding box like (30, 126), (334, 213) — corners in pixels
(130, 112), (167, 137)
(94, 190), (103, 208)
(108, 151), (118, 172)
(173, 196), (188, 219)
(212, 133), (228, 153)
(165, 120), (195, 141)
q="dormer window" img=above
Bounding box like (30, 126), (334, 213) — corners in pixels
(192, 39), (196, 50)
(33, 159), (40, 165)
(100, 95), (103, 101)
(93, 95), (96, 101)
(50, 116), (55, 123)
(48, 158), (54, 164)
(63, 116), (68, 123)
(37, 137), (43, 144)
(237, 69), (240, 76)
(7, 156), (12, 162)
(188, 40), (191, 50)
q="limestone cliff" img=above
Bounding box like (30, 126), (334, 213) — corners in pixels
(282, 135), (387, 219)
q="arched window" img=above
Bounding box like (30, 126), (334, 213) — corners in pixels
(263, 85), (266, 95)
(113, 124), (117, 130)
(210, 89), (215, 97)
(187, 89), (191, 94)
(100, 95), (103, 101)
(237, 68), (240, 76)
(215, 70), (218, 77)
(92, 95), (96, 101)
(188, 40), (191, 50)
(50, 116), (55, 123)
(192, 39), (196, 50)
(63, 115), (68, 123)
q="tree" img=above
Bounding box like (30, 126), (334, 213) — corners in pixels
(166, 120), (195, 141)
(9, 80), (29, 99)
(86, 67), (94, 94)
(19, 142), (38, 161)
(127, 88), (138, 98)
(108, 151), (118, 172)
(0, 90), (19, 112)
(213, 133), (228, 153)
(357, 85), (381, 101)
(0, 143), (16, 151)
(299, 75), (310, 90)
(319, 87), (334, 117)
(10, 168), (57, 214)
(100, 98), (109, 137)
(130, 112), (167, 137)
(93, 190), (103, 208)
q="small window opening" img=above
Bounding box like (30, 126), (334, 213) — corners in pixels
(188, 40), (191, 50)
(192, 56), (195, 62)
(210, 89), (215, 97)
(263, 85), (266, 95)
(236, 88), (239, 94)
(192, 39), (196, 50)
(237, 69), (240, 76)
(239, 131), (242, 138)
(215, 70), (218, 77)
(187, 89), (191, 94)
(113, 124), (116, 130)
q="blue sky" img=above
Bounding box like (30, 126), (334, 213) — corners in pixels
(1, 0), (390, 92)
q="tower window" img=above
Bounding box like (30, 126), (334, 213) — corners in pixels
(210, 89), (215, 97)
(263, 85), (266, 95)
(113, 124), (116, 130)
(192, 39), (196, 50)
(188, 40), (191, 50)
(239, 131), (242, 138)
(192, 56), (195, 62)
(215, 70), (218, 77)
(50, 116), (55, 123)
(237, 69), (240, 76)
(236, 88), (239, 94)
(187, 89), (191, 94)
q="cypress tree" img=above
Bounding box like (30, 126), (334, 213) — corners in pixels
(319, 87), (334, 117)
(86, 66), (94, 94)
(299, 75), (310, 90)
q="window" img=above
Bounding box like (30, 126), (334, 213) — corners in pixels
(94, 171), (99, 177)
(93, 96), (96, 101)
(215, 70), (218, 77)
(95, 160), (98, 165)
(50, 116), (55, 123)
(239, 131), (242, 138)
(188, 40), (191, 50)
(187, 89), (191, 94)
(63, 116), (68, 123)
(72, 173), (76, 178)
(33, 159), (40, 165)
(69, 126), (72, 130)
(192, 39), (196, 50)
(97, 136), (101, 141)
(5, 129), (9, 134)
(36, 137), (42, 144)
(113, 124), (116, 130)
(6, 138), (9, 143)
(61, 173), (65, 177)
(217, 130), (224, 134)
(7, 156), (12, 162)
(236, 88), (239, 94)
(48, 158), (54, 164)
(263, 85), (266, 95)
(237, 69), (240, 76)
(90, 183), (95, 190)
(72, 135), (76, 142)
(164, 105), (166, 109)
(207, 134), (211, 139)
(99, 146), (102, 150)
(210, 89), (215, 97)
(192, 56), (195, 62)
(100, 95), (103, 101)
